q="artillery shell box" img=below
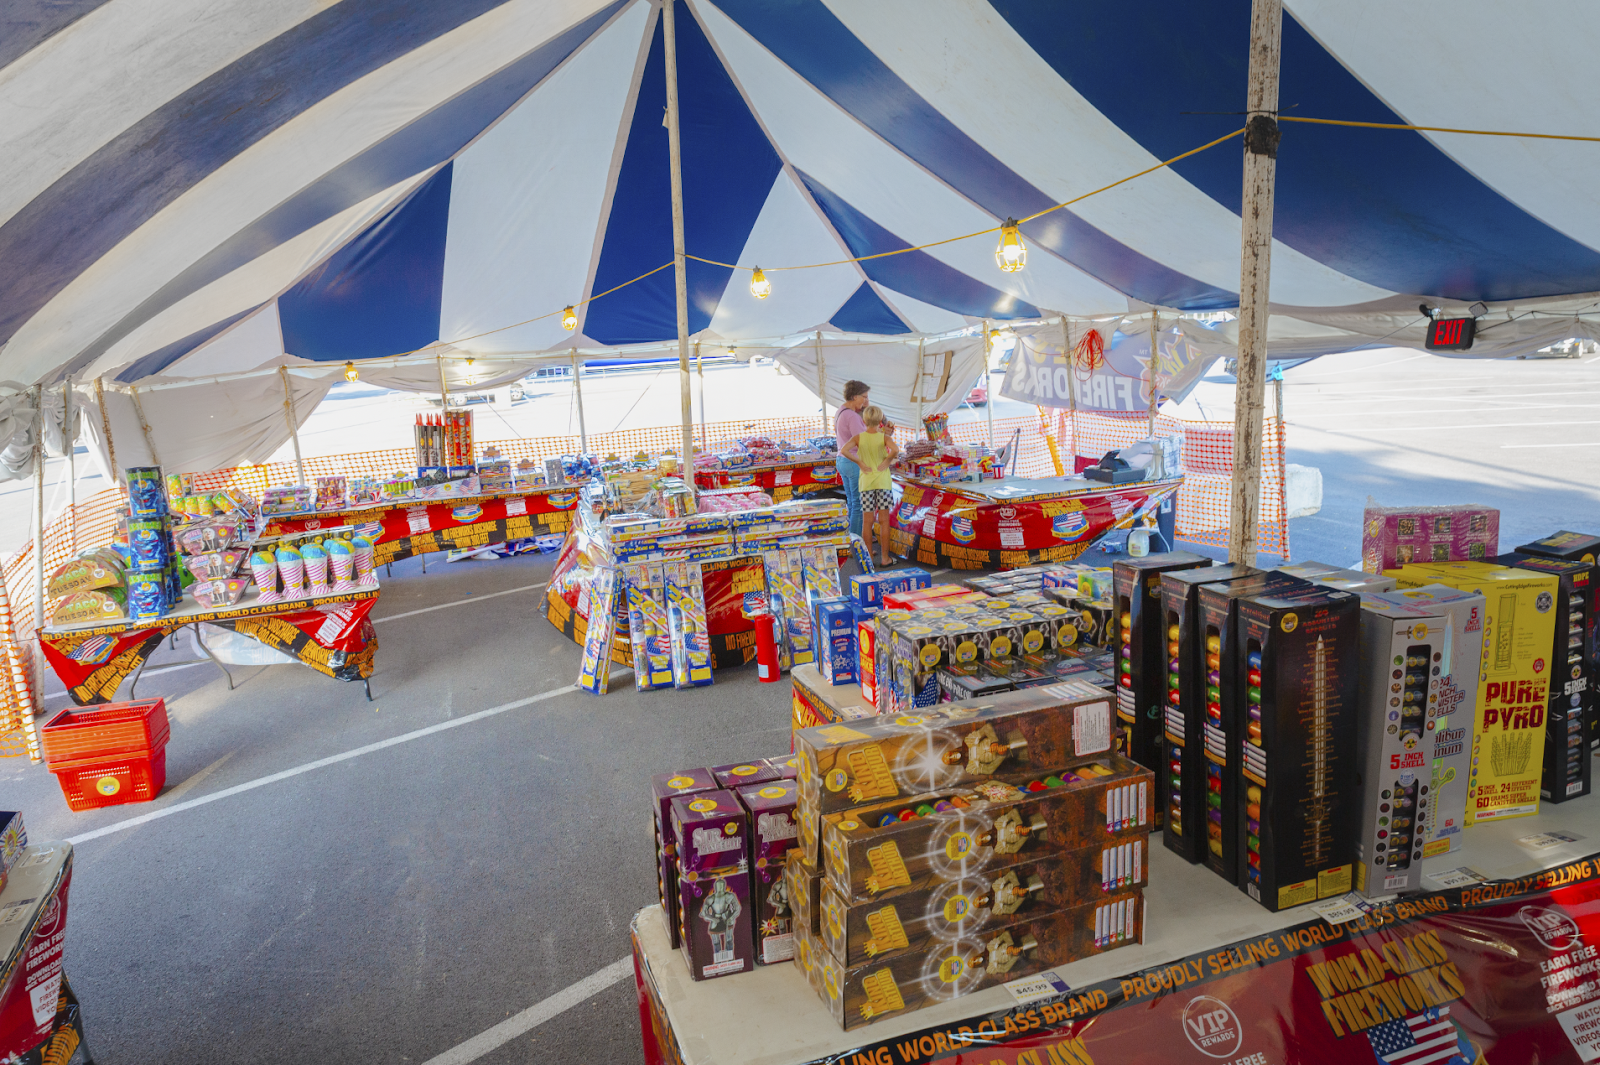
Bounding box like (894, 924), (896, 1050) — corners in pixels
(1195, 571), (1312, 883)
(1111, 553), (1211, 783)
(817, 836), (1148, 966)
(786, 849), (824, 936)
(1234, 589), (1360, 912)
(815, 891), (1144, 1030)
(820, 756), (1153, 904)
(651, 768), (718, 947)
(792, 681), (1114, 863)
(1158, 564), (1259, 863)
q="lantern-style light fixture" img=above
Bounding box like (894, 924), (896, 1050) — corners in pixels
(995, 218), (1027, 273)
(464, 357), (478, 386)
(562, 306), (578, 331)
(749, 266), (771, 299)
(343, 361), (359, 382)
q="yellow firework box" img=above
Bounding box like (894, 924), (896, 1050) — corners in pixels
(1386, 562), (1558, 824)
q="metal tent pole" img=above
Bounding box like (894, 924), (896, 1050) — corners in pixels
(29, 386), (45, 687)
(815, 332), (828, 438)
(62, 378), (75, 550)
(662, 0), (696, 494)
(1147, 310), (1160, 436)
(1229, 0), (1283, 564)
(982, 320), (994, 447)
(278, 366), (307, 487)
(571, 348), (588, 454)
(695, 342), (706, 450)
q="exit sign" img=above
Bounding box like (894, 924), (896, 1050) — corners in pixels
(1425, 317), (1476, 351)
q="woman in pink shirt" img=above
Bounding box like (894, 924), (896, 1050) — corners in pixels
(834, 380), (870, 536)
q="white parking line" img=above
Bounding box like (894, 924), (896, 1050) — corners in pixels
(374, 581), (549, 624)
(419, 956), (633, 1065)
(66, 682), (578, 845)
(1501, 441), (1600, 448)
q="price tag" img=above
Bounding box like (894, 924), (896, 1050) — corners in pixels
(1312, 893), (1378, 925)
(505, 497), (527, 517)
(775, 471), (793, 486)
(1426, 867), (1488, 889)
(0, 899), (37, 926)
(1518, 831), (1585, 851)
(1005, 971), (1071, 1006)
(1070, 700), (1111, 756)
(405, 506), (432, 535)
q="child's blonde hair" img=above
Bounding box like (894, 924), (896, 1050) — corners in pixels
(863, 405), (884, 428)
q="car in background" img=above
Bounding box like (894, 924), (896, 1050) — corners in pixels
(966, 383), (988, 407)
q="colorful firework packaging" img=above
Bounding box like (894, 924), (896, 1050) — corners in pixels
(622, 562), (675, 691)
(1515, 529), (1600, 748)
(738, 780), (800, 965)
(670, 790), (754, 980)
(664, 559), (714, 689)
(651, 769), (718, 949)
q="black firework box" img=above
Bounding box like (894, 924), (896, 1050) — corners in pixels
(813, 891), (1144, 1030)
(819, 755), (1153, 904)
(1515, 531), (1600, 724)
(1158, 563), (1260, 864)
(817, 835), (1149, 966)
(1235, 588), (1361, 913)
(1040, 591), (1114, 652)
(792, 680), (1116, 865)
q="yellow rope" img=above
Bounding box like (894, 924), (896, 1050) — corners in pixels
(1278, 116), (1600, 143)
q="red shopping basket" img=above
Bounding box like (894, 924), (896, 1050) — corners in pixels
(40, 699), (169, 763)
(48, 749), (168, 812)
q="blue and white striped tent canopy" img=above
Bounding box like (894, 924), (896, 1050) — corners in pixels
(4, 0), (1600, 474)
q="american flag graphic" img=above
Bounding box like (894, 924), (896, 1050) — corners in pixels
(66, 635), (116, 664)
(1366, 1006), (1475, 1065)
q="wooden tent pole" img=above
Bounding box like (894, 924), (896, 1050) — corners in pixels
(662, 0), (695, 491)
(815, 332), (827, 439)
(1229, 0), (1283, 564)
(571, 348), (588, 454)
(62, 378), (75, 550)
(94, 377), (118, 479)
(29, 386), (46, 687)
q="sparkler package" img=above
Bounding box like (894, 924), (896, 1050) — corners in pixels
(1110, 553), (1211, 783)
(791, 681), (1115, 865)
(1387, 562), (1557, 825)
(664, 560), (714, 689)
(622, 562), (674, 691)
(1494, 553), (1593, 802)
(1234, 588), (1361, 912)
(1158, 563), (1259, 864)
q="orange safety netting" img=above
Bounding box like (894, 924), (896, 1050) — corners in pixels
(0, 408), (1284, 754)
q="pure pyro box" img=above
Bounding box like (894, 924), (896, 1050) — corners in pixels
(817, 835), (1148, 967)
(1234, 588), (1360, 912)
(1495, 553), (1594, 803)
(819, 756), (1152, 904)
(1195, 571), (1313, 884)
(738, 780), (800, 965)
(1387, 562), (1557, 825)
(1361, 585), (1484, 858)
(1111, 553), (1211, 787)
(791, 680), (1115, 865)
(1158, 564), (1259, 865)
(813, 892), (1143, 1030)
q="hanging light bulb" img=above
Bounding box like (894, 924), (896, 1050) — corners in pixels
(994, 218), (1027, 273)
(464, 357), (478, 386)
(749, 266), (771, 300)
(726, 346), (736, 359)
(343, 361), (359, 383)
(562, 306), (578, 331)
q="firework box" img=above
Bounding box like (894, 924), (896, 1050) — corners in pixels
(850, 569), (932, 608)
(814, 597), (859, 686)
(738, 780), (800, 964)
(1386, 562), (1557, 824)
(786, 849), (824, 936)
(859, 613), (882, 710)
(1195, 571), (1314, 884)
(883, 585), (977, 611)
(765, 548), (812, 669)
(676, 867), (755, 981)
(670, 790), (750, 876)
(0, 812), (23, 896)
(814, 891), (1143, 1030)
(576, 567), (620, 695)
(1361, 501), (1498, 573)
(1350, 598), (1451, 898)
(1515, 530), (1600, 748)
(1040, 591), (1114, 652)
(792, 664), (877, 729)
(1158, 563), (1260, 864)
(622, 562), (675, 691)
(937, 665), (1013, 702)
(1361, 586), (1484, 858)
(765, 753), (801, 779)
(1111, 553), (1212, 789)
(1494, 554), (1593, 803)
(713, 761), (781, 789)
(1235, 588), (1361, 912)
(664, 560), (714, 688)
(820, 755), (1153, 904)
(1278, 561), (1398, 594)
(652, 768), (718, 949)
(817, 835), (1148, 966)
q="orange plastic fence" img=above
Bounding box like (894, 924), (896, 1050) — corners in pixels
(0, 408), (1285, 751)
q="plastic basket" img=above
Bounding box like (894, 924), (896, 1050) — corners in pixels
(49, 748), (168, 811)
(39, 698), (170, 765)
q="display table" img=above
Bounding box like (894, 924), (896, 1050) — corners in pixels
(633, 792), (1600, 1065)
(40, 586), (380, 704)
(890, 474), (1183, 570)
(0, 842), (85, 1064)
(259, 485), (583, 565)
(789, 663), (874, 729)
(695, 459), (839, 503)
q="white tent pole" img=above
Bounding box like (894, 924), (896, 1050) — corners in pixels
(62, 377), (75, 550)
(915, 339), (925, 431)
(94, 377), (119, 480)
(30, 385), (45, 685)
(1230, 0), (1283, 564)
(277, 366), (307, 487)
(695, 342), (705, 451)
(435, 354), (450, 409)
(982, 319), (994, 448)
(662, 0), (695, 493)
(571, 347), (588, 454)
(814, 331), (827, 438)
(129, 385), (160, 468)
(1147, 310), (1160, 436)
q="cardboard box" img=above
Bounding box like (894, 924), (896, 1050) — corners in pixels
(664, 560), (714, 688)
(820, 756), (1153, 903)
(1387, 562), (1557, 824)
(1194, 570), (1313, 883)
(883, 585), (978, 611)
(817, 836), (1148, 966)
(850, 569), (932, 609)
(713, 761), (781, 789)
(622, 562), (675, 691)
(1158, 564), (1260, 864)
(792, 663), (877, 729)
(1278, 561), (1398, 594)
(1363, 503), (1499, 573)
(1361, 586), (1484, 858)
(1111, 553), (1212, 791)
(739, 780), (800, 964)
(676, 867), (755, 980)
(786, 849), (825, 936)
(670, 790), (750, 875)
(1041, 592), (1113, 651)
(1235, 588), (1361, 912)
(814, 892), (1143, 1029)
(1515, 530), (1600, 749)
(814, 598), (860, 686)
(0, 811), (24, 896)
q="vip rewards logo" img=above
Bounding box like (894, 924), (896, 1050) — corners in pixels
(1519, 905), (1582, 951)
(950, 517), (976, 543)
(1181, 994), (1243, 1058)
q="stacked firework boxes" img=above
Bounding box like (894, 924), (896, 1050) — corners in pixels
(1513, 530), (1600, 753)
(124, 467), (183, 619)
(650, 757), (802, 980)
(787, 685), (1151, 1029)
